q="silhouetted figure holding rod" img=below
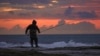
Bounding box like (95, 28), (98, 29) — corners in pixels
(25, 20), (40, 48)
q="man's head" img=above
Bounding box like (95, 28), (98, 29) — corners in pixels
(32, 20), (37, 25)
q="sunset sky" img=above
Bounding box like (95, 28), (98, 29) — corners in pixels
(0, 0), (100, 34)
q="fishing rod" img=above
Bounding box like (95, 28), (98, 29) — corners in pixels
(32, 0), (65, 33)
(41, 23), (65, 32)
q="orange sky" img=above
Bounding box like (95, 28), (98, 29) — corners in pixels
(0, 19), (58, 29)
(0, 18), (100, 30)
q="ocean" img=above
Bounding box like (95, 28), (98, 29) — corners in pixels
(0, 34), (100, 48)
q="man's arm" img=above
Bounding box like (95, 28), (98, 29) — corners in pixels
(25, 25), (30, 34)
(36, 26), (40, 33)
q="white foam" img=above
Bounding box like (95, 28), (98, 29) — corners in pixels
(39, 41), (67, 48)
(0, 40), (99, 48)
(66, 40), (98, 47)
(40, 40), (99, 48)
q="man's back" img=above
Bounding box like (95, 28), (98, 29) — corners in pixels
(29, 24), (38, 33)
(25, 22), (40, 35)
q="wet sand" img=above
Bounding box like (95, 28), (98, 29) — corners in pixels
(0, 46), (100, 56)
(39, 46), (100, 56)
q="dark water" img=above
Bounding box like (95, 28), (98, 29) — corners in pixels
(0, 34), (100, 44)
(0, 34), (100, 48)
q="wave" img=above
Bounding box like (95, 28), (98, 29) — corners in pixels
(0, 40), (99, 48)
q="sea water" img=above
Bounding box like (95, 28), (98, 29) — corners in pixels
(0, 34), (100, 48)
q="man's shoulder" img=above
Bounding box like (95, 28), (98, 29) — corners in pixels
(28, 24), (32, 26)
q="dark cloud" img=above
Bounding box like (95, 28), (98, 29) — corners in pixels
(35, 0), (50, 4)
(0, 0), (9, 3)
(64, 7), (75, 18)
(77, 11), (97, 19)
(0, 12), (16, 19)
(0, 0), (50, 4)
(6, 11), (15, 14)
(63, 7), (98, 19)
(85, 0), (100, 4)
(18, 13), (31, 17)
(0, 0), (99, 20)
(54, 0), (86, 5)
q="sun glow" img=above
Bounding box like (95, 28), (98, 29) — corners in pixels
(48, 4), (53, 6)
(51, 0), (58, 3)
(0, 7), (22, 12)
(32, 4), (46, 9)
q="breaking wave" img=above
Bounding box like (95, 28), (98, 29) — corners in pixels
(0, 40), (99, 48)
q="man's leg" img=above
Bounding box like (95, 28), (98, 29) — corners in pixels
(30, 38), (33, 47)
(34, 38), (38, 47)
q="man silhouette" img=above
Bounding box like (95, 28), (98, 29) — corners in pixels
(25, 20), (40, 47)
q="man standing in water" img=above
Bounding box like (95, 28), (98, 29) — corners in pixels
(25, 20), (40, 47)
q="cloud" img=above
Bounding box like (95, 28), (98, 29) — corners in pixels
(0, 25), (24, 34)
(64, 7), (75, 18)
(0, 0), (85, 5)
(0, 27), (7, 32)
(41, 20), (100, 34)
(63, 7), (98, 19)
(0, 27), (9, 34)
(0, 0), (50, 4)
(9, 25), (24, 34)
(0, 0), (99, 20)
(77, 11), (97, 19)
(73, 21), (95, 30)
(56, 20), (96, 31)
(85, 0), (100, 4)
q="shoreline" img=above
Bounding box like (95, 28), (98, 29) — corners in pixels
(0, 46), (100, 56)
